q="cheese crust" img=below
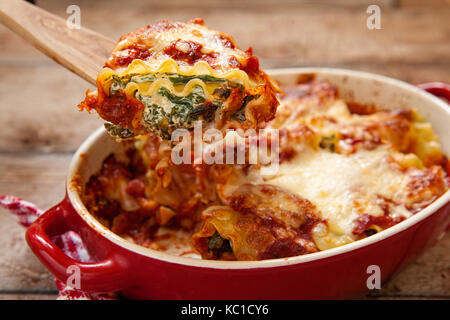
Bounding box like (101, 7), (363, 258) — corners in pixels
(79, 19), (279, 138)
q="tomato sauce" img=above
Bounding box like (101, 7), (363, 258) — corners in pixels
(353, 213), (405, 236)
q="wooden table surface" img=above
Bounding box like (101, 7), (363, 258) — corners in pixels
(0, 0), (449, 300)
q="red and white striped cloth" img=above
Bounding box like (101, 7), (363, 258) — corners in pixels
(0, 195), (118, 300)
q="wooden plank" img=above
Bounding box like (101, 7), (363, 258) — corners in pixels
(0, 2), (448, 65)
(0, 153), (70, 208)
(39, 0), (398, 11)
(267, 62), (450, 84)
(0, 153), (70, 291)
(368, 233), (450, 298)
(0, 293), (58, 300)
(0, 0), (115, 85)
(397, 0), (450, 8)
(0, 214), (56, 292)
(0, 63), (102, 153)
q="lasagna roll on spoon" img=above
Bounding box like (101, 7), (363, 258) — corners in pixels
(79, 19), (280, 139)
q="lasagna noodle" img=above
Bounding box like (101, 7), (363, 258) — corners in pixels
(192, 206), (264, 260)
(192, 183), (321, 260)
(108, 58), (258, 89)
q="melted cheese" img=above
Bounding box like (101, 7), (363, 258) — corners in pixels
(219, 145), (418, 251)
(141, 92), (174, 114)
(213, 81), (448, 253)
(265, 148), (412, 236)
(114, 21), (248, 72)
(125, 78), (217, 100)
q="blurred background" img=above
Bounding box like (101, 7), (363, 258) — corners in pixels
(0, 0), (449, 299)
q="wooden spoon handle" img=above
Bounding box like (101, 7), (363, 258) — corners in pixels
(0, 0), (115, 85)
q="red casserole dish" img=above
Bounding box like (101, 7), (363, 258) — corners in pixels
(26, 68), (450, 299)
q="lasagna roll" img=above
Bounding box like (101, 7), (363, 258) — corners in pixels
(192, 184), (321, 260)
(79, 19), (280, 139)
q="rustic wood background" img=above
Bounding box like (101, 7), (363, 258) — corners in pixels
(0, 0), (449, 300)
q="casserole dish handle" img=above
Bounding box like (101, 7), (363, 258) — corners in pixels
(417, 82), (450, 101)
(26, 198), (132, 293)
(417, 82), (450, 232)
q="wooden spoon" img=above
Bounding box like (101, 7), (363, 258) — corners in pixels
(0, 0), (115, 85)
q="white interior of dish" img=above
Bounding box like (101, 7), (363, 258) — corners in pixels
(67, 68), (450, 269)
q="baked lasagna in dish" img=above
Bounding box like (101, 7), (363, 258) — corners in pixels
(79, 19), (279, 139)
(82, 77), (450, 261)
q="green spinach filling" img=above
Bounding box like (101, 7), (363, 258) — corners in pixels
(138, 85), (223, 139)
(107, 73), (252, 139)
(109, 73), (228, 94)
(104, 122), (136, 139)
(207, 232), (232, 258)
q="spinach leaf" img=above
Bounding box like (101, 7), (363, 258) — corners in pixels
(127, 73), (227, 86)
(104, 123), (136, 139)
(319, 134), (336, 152)
(208, 232), (232, 258)
(166, 74), (227, 85)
